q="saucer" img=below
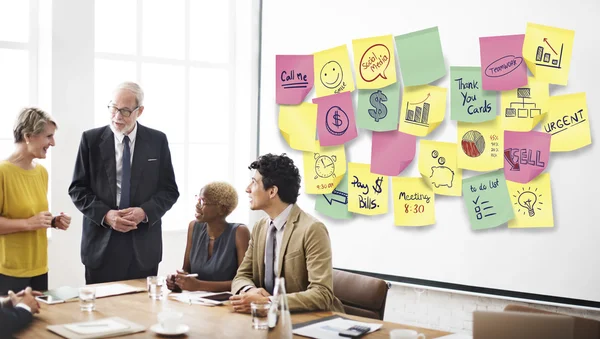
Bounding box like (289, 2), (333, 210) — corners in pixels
(150, 323), (189, 336)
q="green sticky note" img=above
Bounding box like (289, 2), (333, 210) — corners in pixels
(315, 174), (352, 219)
(450, 66), (497, 122)
(356, 82), (401, 131)
(462, 170), (514, 230)
(395, 27), (446, 86)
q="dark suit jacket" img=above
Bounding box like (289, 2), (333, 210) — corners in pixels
(0, 307), (32, 337)
(68, 123), (179, 270)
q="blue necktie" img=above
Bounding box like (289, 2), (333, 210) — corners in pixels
(119, 135), (131, 209)
(265, 221), (277, 294)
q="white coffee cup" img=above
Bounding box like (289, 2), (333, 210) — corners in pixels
(390, 329), (426, 339)
(157, 311), (183, 332)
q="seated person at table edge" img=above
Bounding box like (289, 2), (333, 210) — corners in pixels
(230, 153), (344, 313)
(167, 182), (250, 292)
(0, 287), (41, 337)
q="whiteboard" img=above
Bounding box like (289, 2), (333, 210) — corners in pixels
(258, 0), (600, 306)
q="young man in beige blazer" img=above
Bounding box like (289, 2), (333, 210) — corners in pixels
(230, 153), (344, 313)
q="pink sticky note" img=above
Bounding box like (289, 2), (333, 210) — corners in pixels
(504, 131), (551, 183)
(479, 35), (528, 91)
(276, 55), (314, 104)
(371, 131), (416, 176)
(312, 91), (358, 146)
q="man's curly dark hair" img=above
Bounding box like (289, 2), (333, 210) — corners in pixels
(248, 153), (301, 204)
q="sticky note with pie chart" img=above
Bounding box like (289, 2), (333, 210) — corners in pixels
(501, 76), (549, 132)
(541, 92), (591, 152)
(503, 130), (551, 184)
(479, 34), (528, 91)
(392, 177), (435, 227)
(507, 173), (554, 228)
(418, 140), (462, 196)
(276, 54), (314, 105)
(313, 45), (355, 98)
(457, 117), (504, 171)
(315, 174), (353, 220)
(312, 91), (358, 146)
(462, 170), (515, 230)
(347, 162), (388, 216)
(303, 140), (346, 194)
(278, 103), (317, 152)
(523, 23), (575, 86)
(399, 85), (447, 137)
(352, 34), (397, 89)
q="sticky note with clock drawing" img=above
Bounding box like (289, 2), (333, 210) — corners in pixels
(303, 140), (346, 194)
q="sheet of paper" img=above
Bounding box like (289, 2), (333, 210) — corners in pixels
(523, 23), (575, 85)
(501, 76), (549, 131)
(315, 174), (353, 220)
(542, 92), (591, 152)
(303, 140), (346, 194)
(450, 66), (497, 123)
(392, 177), (435, 226)
(276, 55), (314, 104)
(479, 34), (528, 91)
(313, 45), (355, 97)
(169, 292), (218, 306)
(457, 117), (504, 171)
(399, 85), (447, 137)
(418, 140), (462, 196)
(352, 34), (397, 89)
(95, 283), (146, 298)
(64, 318), (129, 335)
(312, 91), (358, 146)
(356, 82), (401, 131)
(395, 27), (446, 86)
(503, 131), (551, 183)
(347, 162), (388, 215)
(507, 173), (554, 228)
(370, 130), (416, 176)
(462, 170), (515, 230)
(278, 103), (317, 152)
(293, 317), (382, 339)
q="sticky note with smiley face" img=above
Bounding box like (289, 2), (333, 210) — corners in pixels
(313, 45), (355, 98)
(352, 34), (397, 89)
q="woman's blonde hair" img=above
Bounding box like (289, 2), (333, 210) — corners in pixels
(13, 107), (57, 143)
(201, 182), (239, 216)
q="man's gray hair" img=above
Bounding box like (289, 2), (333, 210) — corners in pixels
(114, 81), (144, 106)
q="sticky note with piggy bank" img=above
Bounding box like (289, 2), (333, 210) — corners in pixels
(352, 34), (397, 89)
(419, 140), (463, 196)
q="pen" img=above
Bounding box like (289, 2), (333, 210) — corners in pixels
(185, 273), (198, 278)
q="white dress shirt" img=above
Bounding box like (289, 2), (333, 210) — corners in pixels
(265, 203), (293, 277)
(109, 122), (138, 207)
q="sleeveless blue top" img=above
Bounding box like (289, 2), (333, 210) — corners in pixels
(189, 222), (240, 281)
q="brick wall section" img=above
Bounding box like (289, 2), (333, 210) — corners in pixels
(383, 284), (600, 336)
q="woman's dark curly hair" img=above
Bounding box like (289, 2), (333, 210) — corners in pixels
(248, 153), (301, 204)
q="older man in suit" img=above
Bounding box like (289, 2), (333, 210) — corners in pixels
(230, 153), (344, 313)
(69, 82), (179, 284)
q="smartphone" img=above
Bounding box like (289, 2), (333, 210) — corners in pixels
(339, 325), (370, 338)
(200, 292), (233, 302)
(35, 295), (65, 305)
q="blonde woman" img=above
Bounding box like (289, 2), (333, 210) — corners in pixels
(0, 108), (71, 295)
(167, 182), (250, 292)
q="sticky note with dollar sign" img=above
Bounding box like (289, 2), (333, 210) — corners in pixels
(347, 162), (388, 216)
(352, 34), (397, 89)
(356, 82), (401, 131)
(312, 91), (358, 146)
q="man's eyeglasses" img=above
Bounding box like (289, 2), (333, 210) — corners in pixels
(108, 104), (139, 117)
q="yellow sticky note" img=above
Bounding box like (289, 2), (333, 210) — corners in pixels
(523, 23), (575, 86)
(542, 92), (592, 152)
(457, 117), (504, 171)
(507, 173), (554, 228)
(501, 76), (548, 131)
(303, 141), (346, 194)
(347, 163), (388, 215)
(313, 45), (355, 98)
(278, 103), (317, 152)
(352, 34), (397, 89)
(418, 140), (462, 196)
(392, 177), (435, 226)
(399, 85), (447, 137)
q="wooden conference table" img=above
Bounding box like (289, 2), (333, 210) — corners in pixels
(16, 279), (451, 338)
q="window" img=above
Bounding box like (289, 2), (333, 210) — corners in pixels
(94, 0), (236, 230)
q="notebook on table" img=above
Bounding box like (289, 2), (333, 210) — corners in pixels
(47, 317), (145, 339)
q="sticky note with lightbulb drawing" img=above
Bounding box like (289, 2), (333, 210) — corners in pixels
(418, 140), (462, 196)
(506, 173), (554, 228)
(347, 162), (388, 216)
(302, 140), (346, 194)
(313, 45), (355, 98)
(352, 34), (397, 89)
(503, 130), (551, 183)
(462, 170), (515, 230)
